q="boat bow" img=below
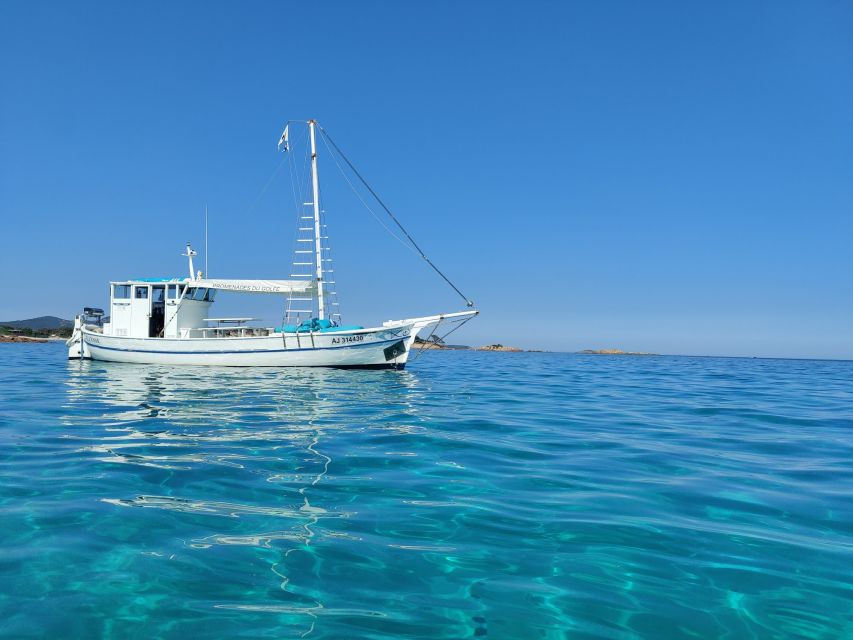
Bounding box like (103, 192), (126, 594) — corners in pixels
(384, 310), (479, 351)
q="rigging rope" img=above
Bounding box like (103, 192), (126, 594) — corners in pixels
(319, 133), (416, 255)
(409, 314), (476, 362)
(238, 154), (289, 221)
(317, 126), (474, 308)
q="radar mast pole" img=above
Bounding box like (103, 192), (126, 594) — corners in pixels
(308, 120), (325, 320)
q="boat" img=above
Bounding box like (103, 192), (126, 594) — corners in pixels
(67, 120), (477, 368)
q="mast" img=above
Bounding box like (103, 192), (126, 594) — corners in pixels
(308, 120), (325, 320)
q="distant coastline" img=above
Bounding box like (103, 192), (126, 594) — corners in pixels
(0, 335), (57, 344)
(1, 317), (73, 343)
(413, 338), (528, 352)
(578, 349), (658, 356)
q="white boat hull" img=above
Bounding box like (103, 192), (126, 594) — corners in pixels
(75, 327), (412, 368)
(67, 312), (476, 368)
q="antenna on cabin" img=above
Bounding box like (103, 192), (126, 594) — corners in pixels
(182, 242), (197, 280)
(204, 205), (209, 277)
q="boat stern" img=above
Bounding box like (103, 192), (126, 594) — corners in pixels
(66, 316), (85, 360)
(66, 314), (97, 360)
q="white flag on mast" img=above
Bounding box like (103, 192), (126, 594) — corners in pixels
(278, 125), (289, 152)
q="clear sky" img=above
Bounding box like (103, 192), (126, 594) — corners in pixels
(1, 1), (851, 359)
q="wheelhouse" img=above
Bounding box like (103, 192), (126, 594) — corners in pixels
(107, 277), (215, 339)
(99, 265), (320, 341)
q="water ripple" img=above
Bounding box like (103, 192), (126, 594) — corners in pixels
(0, 344), (852, 638)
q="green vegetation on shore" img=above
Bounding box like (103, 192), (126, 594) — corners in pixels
(0, 324), (73, 339)
(1, 316), (74, 339)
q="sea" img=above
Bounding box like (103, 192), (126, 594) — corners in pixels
(1, 343), (851, 639)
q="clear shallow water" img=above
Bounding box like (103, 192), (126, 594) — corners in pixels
(1, 344), (852, 639)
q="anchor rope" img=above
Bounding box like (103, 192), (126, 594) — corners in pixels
(317, 126), (474, 308)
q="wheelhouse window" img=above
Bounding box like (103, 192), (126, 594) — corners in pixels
(152, 287), (165, 303)
(166, 284), (178, 299)
(113, 284), (130, 299)
(184, 287), (215, 301)
(134, 286), (149, 299)
(181, 285), (216, 302)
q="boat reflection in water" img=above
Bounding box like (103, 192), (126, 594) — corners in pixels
(64, 358), (424, 427)
(62, 359), (428, 634)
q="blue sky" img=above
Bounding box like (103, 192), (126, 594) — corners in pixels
(1, 1), (851, 358)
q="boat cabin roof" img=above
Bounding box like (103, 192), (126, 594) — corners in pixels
(110, 278), (315, 294)
(111, 278), (186, 285)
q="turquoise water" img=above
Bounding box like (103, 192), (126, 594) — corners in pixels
(1, 344), (852, 639)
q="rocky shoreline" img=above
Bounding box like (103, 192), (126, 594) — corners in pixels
(413, 339), (526, 352)
(0, 335), (51, 343)
(476, 344), (523, 352)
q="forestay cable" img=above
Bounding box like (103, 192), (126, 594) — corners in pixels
(319, 133), (416, 255)
(318, 126), (474, 308)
